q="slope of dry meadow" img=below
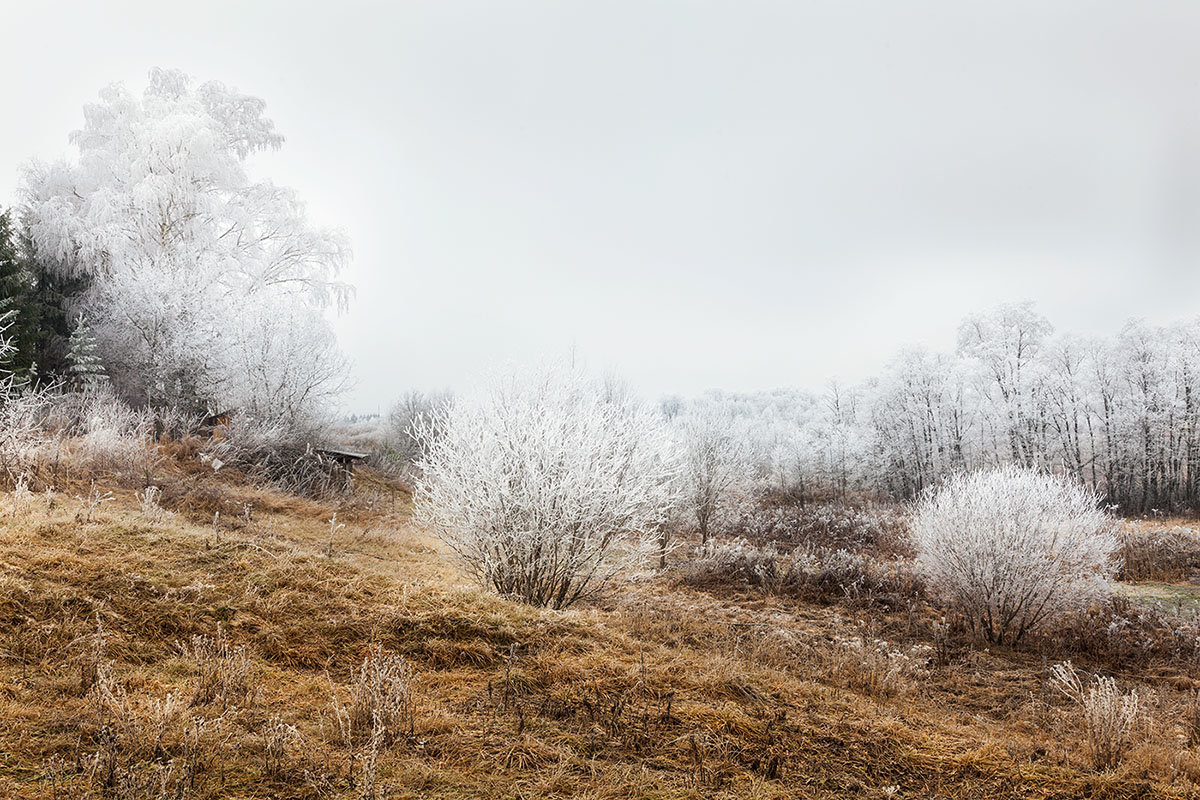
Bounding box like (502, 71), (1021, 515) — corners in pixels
(1, 452), (1199, 799)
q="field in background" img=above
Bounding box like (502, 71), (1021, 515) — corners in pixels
(2, 451), (1200, 798)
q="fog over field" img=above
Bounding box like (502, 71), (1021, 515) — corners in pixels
(4, 1), (1200, 410)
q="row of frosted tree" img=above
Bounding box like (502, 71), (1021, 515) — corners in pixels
(674, 303), (1200, 514)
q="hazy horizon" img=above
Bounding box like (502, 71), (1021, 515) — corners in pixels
(5, 1), (1200, 413)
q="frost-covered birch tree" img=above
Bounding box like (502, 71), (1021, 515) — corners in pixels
(956, 302), (1053, 468)
(20, 68), (350, 423)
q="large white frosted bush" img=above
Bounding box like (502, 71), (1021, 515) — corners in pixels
(912, 465), (1117, 644)
(414, 365), (680, 608)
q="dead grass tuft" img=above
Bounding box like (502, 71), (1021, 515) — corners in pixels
(343, 644), (417, 745)
(178, 624), (256, 708)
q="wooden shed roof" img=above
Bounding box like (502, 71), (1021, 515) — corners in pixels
(314, 447), (369, 462)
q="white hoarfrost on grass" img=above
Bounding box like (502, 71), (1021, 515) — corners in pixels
(912, 465), (1118, 644)
(414, 364), (682, 609)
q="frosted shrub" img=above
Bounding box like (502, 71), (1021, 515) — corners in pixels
(201, 413), (290, 465)
(206, 415), (352, 497)
(385, 390), (454, 476)
(414, 365), (681, 608)
(706, 539), (819, 595)
(1116, 524), (1200, 583)
(0, 390), (51, 481)
(729, 501), (910, 557)
(913, 466), (1117, 644)
(56, 389), (158, 477)
(1050, 661), (1143, 770)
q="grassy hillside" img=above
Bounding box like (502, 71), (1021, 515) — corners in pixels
(1, 460), (1198, 798)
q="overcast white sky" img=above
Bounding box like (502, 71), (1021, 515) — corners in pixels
(4, 1), (1200, 412)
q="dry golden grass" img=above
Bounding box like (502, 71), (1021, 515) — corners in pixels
(1, 458), (1198, 798)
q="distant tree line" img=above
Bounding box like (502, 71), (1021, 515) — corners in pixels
(677, 302), (1200, 515)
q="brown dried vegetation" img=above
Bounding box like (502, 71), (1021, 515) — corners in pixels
(3, 445), (1200, 798)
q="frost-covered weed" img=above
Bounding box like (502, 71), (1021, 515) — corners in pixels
(263, 715), (302, 778)
(344, 646), (415, 744)
(1050, 661), (1143, 770)
(829, 634), (932, 698)
(6, 473), (33, 516)
(136, 485), (169, 523)
(78, 483), (114, 524)
(179, 625), (255, 709)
